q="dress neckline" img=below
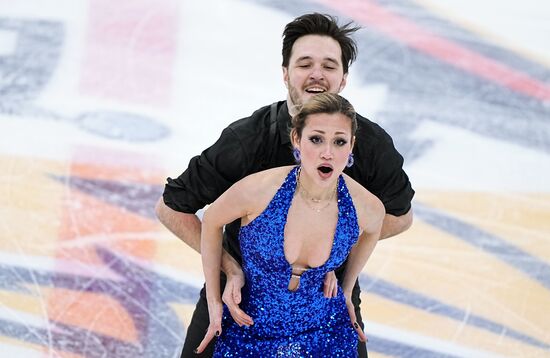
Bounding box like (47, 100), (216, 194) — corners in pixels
(281, 166), (343, 273)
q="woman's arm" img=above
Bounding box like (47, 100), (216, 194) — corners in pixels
(195, 176), (255, 353)
(341, 188), (385, 293)
(195, 168), (287, 353)
(340, 214), (383, 293)
(200, 168), (280, 306)
(341, 187), (385, 341)
(201, 176), (255, 294)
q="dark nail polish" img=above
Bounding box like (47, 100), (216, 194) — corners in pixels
(215, 330), (220, 336)
(353, 322), (359, 329)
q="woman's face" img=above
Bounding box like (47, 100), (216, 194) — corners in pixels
(294, 112), (354, 187)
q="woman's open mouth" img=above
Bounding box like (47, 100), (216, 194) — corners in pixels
(317, 165), (333, 179)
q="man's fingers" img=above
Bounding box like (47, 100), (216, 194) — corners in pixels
(323, 276), (334, 298)
(233, 288), (241, 305)
(329, 277), (337, 298)
(323, 271), (338, 298)
(227, 308), (252, 326)
(223, 280), (242, 306)
(223, 277), (253, 326)
(224, 295), (253, 326)
(331, 283), (338, 298)
(231, 306), (253, 326)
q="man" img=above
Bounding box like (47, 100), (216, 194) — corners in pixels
(156, 13), (414, 357)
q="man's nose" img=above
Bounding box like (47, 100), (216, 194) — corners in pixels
(309, 65), (324, 80)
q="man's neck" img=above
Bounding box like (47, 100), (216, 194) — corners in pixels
(286, 94), (298, 117)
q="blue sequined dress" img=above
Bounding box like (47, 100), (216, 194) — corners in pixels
(214, 166), (359, 357)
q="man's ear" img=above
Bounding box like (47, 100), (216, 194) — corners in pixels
(283, 66), (289, 88)
(339, 73), (348, 92)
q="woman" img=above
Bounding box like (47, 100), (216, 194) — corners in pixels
(196, 93), (384, 356)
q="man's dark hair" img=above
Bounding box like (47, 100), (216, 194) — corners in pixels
(282, 13), (360, 74)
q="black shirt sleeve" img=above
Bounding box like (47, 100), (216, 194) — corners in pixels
(351, 116), (414, 216)
(163, 127), (249, 214)
(370, 134), (414, 216)
(161, 104), (277, 264)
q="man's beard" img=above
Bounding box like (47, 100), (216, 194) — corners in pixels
(287, 84), (304, 116)
(288, 80), (331, 109)
(288, 84), (302, 106)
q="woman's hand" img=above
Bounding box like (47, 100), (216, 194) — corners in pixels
(194, 298), (223, 354)
(323, 271), (338, 298)
(344, 290), (368, 342)
(222, 270), (254, 327)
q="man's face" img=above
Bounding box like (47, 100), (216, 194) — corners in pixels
(283, 35), (347, 113)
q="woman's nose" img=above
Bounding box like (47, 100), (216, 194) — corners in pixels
(320, 145), (333, 159)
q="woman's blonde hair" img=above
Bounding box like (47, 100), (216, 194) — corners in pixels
(291, 93), (357, 140)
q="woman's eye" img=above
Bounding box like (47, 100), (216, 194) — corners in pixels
(335, 138), (348, 146)
(309, 136), (322, 144)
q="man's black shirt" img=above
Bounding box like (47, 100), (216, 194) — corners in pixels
(163, 100), (414, 265)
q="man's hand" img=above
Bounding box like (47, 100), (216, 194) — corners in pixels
(222, 270), (253, 327)
(323, 271), (338, 298)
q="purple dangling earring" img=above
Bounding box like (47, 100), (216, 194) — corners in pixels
(346, 153), (354, 168)
(292, 148), (301, 163)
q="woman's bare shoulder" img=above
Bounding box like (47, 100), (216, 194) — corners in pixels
(240, 166), (294, 190)
(234, 166), (294, 204)
(342, 174), (385, 231)
(235, 166), (295, 222)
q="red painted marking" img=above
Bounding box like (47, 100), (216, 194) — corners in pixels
(80, 0), (179, 106)
(315, 0), (550, 101)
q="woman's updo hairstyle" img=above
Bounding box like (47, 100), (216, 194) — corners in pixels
(291, 93), (357, 140)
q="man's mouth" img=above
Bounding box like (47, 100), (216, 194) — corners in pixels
(305, 86), (326, 94)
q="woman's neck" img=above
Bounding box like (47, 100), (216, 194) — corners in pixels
(297, 167), (337, 202)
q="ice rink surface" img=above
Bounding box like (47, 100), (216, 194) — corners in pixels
(0, 0), (549, 357)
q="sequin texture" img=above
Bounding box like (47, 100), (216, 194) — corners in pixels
(214, 166), (360, 357)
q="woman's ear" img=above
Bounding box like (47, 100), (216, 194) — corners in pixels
(290, 129), (300, 148)
(350, 135), (356, 150)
